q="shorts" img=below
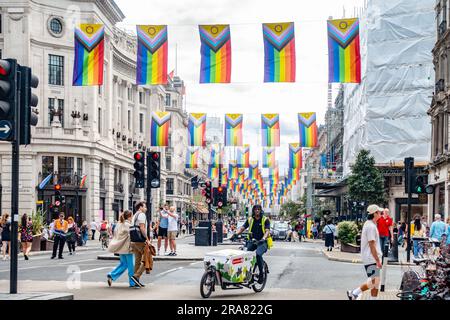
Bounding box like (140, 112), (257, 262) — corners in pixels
(158, 227), (168, 238)
(364, 263), (380, 278)
(168, 231), (177, 240)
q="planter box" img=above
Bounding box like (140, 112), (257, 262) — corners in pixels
(340, 242), (360, 253)
(31, 235), (42, 252)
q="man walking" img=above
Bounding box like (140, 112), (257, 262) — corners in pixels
(130, 201), (149, 288)
(157, 204), (169, 255)
(51, 213), (68, 259)
(167, 206), (179, 256)
(377, 208), (393, 255)
(430, 214), (447, 241)
(347, 205), (383, 300)
(90, 220), (98, 240)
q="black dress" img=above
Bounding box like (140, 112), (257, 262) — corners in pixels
(1, 222), (11, 242)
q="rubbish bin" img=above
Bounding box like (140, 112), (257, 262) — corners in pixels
(195, 227), (210, 246)
(199, 220), (212, 245)
(212, 231), (218, 246)
(216, 220), (223, 243)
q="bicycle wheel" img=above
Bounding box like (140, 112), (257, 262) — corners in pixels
(200, 271), (215, 298)
(252, 262), (268, 293)
(396, 291), (422, 300)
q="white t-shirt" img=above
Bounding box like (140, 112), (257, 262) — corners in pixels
(132, 211), (147, 229)
(167, 212), (179, 232)
(361, 220), (382, 265)
(90, 221), (97, 230)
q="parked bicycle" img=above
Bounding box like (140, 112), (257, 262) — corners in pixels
(100, 231), (109, 250)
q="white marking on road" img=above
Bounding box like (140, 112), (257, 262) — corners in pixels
(155, 267), (184, 277)
(189, 261), (202, 266)
(75, 267), (113, 274)
(59, 259), (96, 265)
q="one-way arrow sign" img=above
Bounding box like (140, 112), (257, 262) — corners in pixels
(0, 120), (13, 140)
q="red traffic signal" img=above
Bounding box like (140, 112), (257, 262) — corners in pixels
(218, 187), (223, 193)
(134, 151), (144, 161)
(54, 184), (61, 191)
(151, 152), (160, 160)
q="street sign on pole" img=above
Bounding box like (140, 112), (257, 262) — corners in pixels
(0, 120), (12, 140)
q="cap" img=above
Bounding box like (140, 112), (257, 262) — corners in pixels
(367, 204), (382, 214)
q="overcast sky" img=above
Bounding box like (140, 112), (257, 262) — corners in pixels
(115, 0), (365, 172)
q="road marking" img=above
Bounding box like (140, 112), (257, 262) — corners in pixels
(75, 267), (113, 274)
(155, 267), (184, 277)
(189, 261), (202, 266)
(59, 259), (96, 265)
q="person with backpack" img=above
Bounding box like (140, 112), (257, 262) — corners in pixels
(231, 205), (272, 284)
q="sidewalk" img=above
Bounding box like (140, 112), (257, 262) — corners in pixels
(322, 246), (414, 266)
(15, 239), (102, 258)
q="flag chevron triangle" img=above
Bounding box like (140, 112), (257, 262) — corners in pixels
(327, 18), (359, 49)
(75, 24), (105, 52)
(262, 114), (280, 127)
(265, 148), (275, 155)
(289, 143), (301, 153)
(189, 113), (207, 126)
(298, 113), (316, 128)
(199, 25), (231, 52)
(152, 112), (171, 125)
(137, 25), (168, 54)
(263, 22), (295, 51)
(225, 114), (243, 127)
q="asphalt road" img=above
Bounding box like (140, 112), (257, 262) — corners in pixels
(0, 238), (403, 298)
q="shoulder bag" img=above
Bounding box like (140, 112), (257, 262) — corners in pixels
(129, 213), (146, 243)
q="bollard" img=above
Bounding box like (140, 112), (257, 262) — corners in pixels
(380, 242), (389, 292)
(388, 232), (399, 263)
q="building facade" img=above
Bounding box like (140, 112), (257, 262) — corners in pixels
(0, 0), (193, 224)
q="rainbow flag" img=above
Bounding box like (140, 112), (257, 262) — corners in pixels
(73, 24), (105, 86)
(327, 18), (361, 83)
(238, 169), (245, 185)
(288, 168), (300, 183)
(136, 25), (168, 85)
(261, 114), (280, 147)
(228, 161), (239, 180)
(199, 24), (231, 83)
(237, 145), (250, 168)
(185, 147), (199, 169)
(151, 111), (171, 146)
(249, 161), (259, 180)
(269, 167), (279, 186)
(298, 113), (318, 148)
(208, 165), (219, 179)
(221, 168), (228, 187)
(225, 114), (243, 146)
(209, 145), (222, 167)
(262, 148), (276, 168)
(188, 113), (207, 146)
(289, 143), (302, 168)
(263, 22), (295, 82)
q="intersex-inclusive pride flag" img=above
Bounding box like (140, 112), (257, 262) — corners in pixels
(209, 145), (223, 167)
(298, 113), (318, 148)
(289, 143), (302, 168)
(221, 168), (228, 187)
(208, 166), (219, 179)
(262, 148), (276, 168)
(261, 114), (280, 147)
(327, 18), (361, 83)
(136, 25), (168, 85)
(249, 161), (259, 180)
(185, 147), (200, 169)
(151, 111), (171, 146)
(289, 168), (300, 183)
(188, 113), (207, 146)
(263, 22), (296, 83)
(237, 145), (250, 168)
(73, 24), (105, 86)
(238, 169), (245, 185)
(199, 24), (231, 83)
(228, 160), (239, 180)
(224, 114), (243, 146)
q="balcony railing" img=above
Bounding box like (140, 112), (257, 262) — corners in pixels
(166, 189), (174, 195)
(436, 79), (445, 93)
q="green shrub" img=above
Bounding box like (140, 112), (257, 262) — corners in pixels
(337, 221), (359, 245)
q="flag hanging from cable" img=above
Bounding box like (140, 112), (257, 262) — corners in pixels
(188, 113), (207, 147)
(298, 112), (318, 148)
(151, 111), (171, 146)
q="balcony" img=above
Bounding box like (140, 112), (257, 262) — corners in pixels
(435, 79), (445, 93)
(166, 189), (174, 195)
(114, 183), (124, 193)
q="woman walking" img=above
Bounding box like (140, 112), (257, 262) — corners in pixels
(106, 210), (135, 287)
(323, 220), (336, 252)
(19, 214), (33, 260)
(412, 216), (426, 258)
(81, 221), (89, 246)
(1, 213), (11, 260)
(66, 217), (78, 255)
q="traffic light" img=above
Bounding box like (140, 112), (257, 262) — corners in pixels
(148, 151), (161, 188)
(213, 186), (227, 208)
(133, 151), (145, 188)
(204, 181), (212, 204)
(191, 176), (199, 189)
(19, 66), (39, 145)
(413, 175), (435, 195)
(54, 184), (62, 207)
(0, 59), (18, 142)
(404, 157), (414, 194)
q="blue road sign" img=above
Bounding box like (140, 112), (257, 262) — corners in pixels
(0, 120), (12, 140)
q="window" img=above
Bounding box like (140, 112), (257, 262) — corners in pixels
(49, 18), (63, 35)
(139, 92), (145, 104)
(48, 98), (65, 127)
(394, 176), (403, 186)
(128, 87), (134, 101)
(118, 86), (123, 98)
(166, 156), (172, 171)
(98, 107), (102, 134)
(139, 113), (144, 133)
(128, 110), (131, 130)
(0, 49), (2, 59)
(77, 158), (83, 177)
(167, 178), (174, 194)
(58, 157), (74, 178)
(165, 93), (171, 106)
(172, 99), (177, 108)
(42, 156), (54, 177)
(0, 14), (2, 34)
(49, 55), (64, 85)
(99, 163), (104, 180)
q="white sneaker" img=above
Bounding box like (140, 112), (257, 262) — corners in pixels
(2, 256), (6, 261)
(347, 290), (361, 300)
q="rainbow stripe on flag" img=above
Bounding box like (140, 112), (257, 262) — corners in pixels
(151, 111), (171, 146)
(261, 114), (280, 147)
(221, 168), (228, 187)
(263, 22), (296, 82)
(185, 147), (199, 169)
(249, 161), (259, 180)
(209, 145), (222, 167)
(208, 165), (219, 179)
(136, 25), (168, 85)
(73, 24), (105, 86)
(188, 113), (207, 146)
(225, 114), (243, 146)
(237, 145), (250, 168)
(199, 24), (231, 83)
(262, 148), (276, 168)
(228, 161), (239, 180)
(289, 143), (302, 168)
(327, 18), (361, 83)
(298, 113), (318, 148)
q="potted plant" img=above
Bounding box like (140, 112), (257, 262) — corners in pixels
(30, 209), (46, 251)
(337, 221), (360, 253)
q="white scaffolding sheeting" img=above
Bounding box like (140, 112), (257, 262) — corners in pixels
(342, 0), (435, 176)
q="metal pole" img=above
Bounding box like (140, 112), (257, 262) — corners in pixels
(380, 243), (389, 292)
(10, 69), (21, 294)
(406, 188), (412, 262)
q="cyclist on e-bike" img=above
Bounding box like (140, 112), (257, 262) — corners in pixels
(232, 205), (272, 284)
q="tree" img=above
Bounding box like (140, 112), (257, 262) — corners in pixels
(280, 200), (304, 220)
(348, 149), (385, 205)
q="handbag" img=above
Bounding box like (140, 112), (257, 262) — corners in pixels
(129, 213), (146, 243)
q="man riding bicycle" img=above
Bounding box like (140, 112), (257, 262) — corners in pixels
(232, 205), (272, 284)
